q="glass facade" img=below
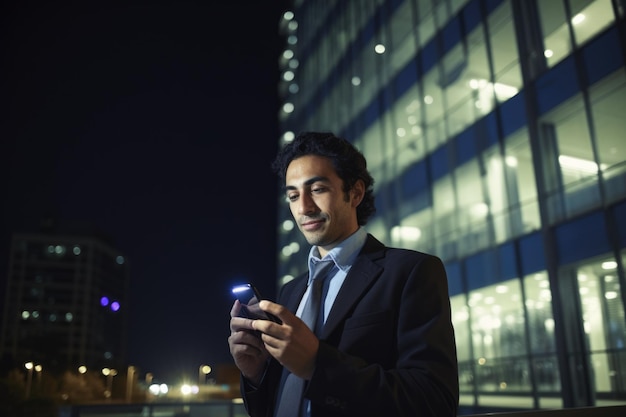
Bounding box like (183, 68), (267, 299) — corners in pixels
(276, 0), (626, 413)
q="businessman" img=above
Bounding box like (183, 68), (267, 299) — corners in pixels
(228, 131), (458, 416)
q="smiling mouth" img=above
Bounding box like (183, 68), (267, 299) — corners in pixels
(301, 219), (325, 231)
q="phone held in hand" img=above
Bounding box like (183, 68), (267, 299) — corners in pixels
(232, 283), (281, 323)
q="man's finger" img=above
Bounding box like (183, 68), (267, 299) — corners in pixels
(230, 299), (241, 317)
(258, 300), (295, 323)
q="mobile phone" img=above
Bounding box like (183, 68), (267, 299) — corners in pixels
(231, 283), (280, 323)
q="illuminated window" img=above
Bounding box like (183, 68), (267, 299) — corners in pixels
(571, 0), (615, 46)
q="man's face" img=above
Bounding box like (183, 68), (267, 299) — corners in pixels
(285, 155), (363, 257)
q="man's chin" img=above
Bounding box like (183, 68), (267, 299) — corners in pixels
(303, 232), (326, 247)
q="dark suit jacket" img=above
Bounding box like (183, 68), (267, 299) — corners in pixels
(243, 234), (459, 416)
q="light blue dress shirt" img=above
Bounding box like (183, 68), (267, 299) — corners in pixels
(296, 227), (368, 327)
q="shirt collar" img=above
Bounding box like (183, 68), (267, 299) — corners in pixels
(307, 227), (367, 275)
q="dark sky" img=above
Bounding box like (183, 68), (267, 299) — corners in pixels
(1, 1), (288, 383)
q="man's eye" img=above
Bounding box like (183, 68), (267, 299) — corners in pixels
(311, 187), (326, 194)
(287, 194), (298, 202)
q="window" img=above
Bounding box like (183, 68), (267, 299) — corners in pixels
(451, 293), (472, 393)
(561, 255), (626, 403)
(433, 176), (458, 260)
(422, 65), (448, 151)
(389, 0), (417, 73)
(538, 0), (572, 67)
(455, 159), (489, 256)
(392, 86), (427, 173)
(469, 279), (533, 406)
(488, 0), (522, 102)
(523, 271), (561, 407)
(570, 0), (615, 46)
(539, 0), (616, 68)
(442, 19), (491, 138)
(395, 206), (434, 255)
(417, 0), (437, 48)
(539, 93), (601, 222)
(502, 129), (541, 237)
(588, 71), (626, 204)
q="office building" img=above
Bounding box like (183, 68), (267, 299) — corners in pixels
(0, 232), (130, 374)
(275, 0), (626, 413)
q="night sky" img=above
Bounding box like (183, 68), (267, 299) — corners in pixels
(1, 1), (289, 383)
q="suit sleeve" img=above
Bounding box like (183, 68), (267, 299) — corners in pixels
(240, 359), (282, 417)
(305, 254), (459, 416)
(241, 280), (299, 417)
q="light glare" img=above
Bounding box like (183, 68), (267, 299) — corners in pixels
(601, 261), (617, 270)
(572, 13), (585, 25)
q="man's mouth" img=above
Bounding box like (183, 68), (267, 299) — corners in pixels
(301, 218), (325, 231)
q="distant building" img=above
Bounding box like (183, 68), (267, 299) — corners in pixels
(0, 232), (129, 374)
(275, 0), (626, 414)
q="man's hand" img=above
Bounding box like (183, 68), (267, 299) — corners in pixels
(252, 300), (320, 380)
(228, 300), (270, 385)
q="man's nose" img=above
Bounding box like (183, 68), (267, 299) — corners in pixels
(297, 193), (317, 215)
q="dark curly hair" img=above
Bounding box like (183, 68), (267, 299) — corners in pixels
(272, 131), (376, 225)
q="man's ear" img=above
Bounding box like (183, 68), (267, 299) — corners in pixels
(350, 180), (365, 207)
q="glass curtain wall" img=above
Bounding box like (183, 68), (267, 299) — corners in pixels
(278, 0), (626, 412)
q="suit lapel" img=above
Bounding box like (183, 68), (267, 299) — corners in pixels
(321, 235), (385, 338)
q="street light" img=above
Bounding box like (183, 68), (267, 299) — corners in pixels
(24, 362), (34, 398)
(102, 368), (117, 399)
(34, 365), (43, 390)
(198, 364), (211, 385)
(78, 365), (87, 386)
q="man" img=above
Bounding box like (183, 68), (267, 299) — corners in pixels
(228, 132), (458, 416)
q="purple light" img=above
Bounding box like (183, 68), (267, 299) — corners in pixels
(110, 301), (120, 312)
(100, 296), (109, 307)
